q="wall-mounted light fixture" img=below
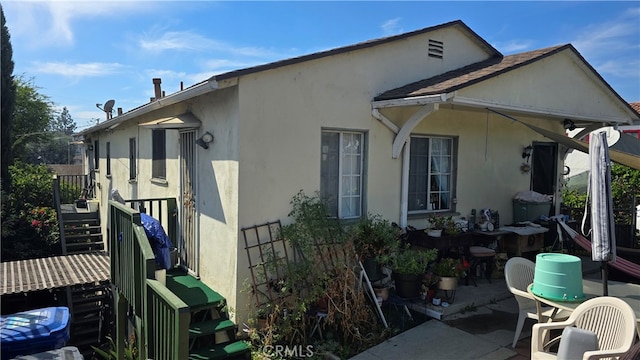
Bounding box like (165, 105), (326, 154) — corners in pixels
(563, 119), (576, 131)
(522, 145), (533, 162)
(196, 131), (214, 149)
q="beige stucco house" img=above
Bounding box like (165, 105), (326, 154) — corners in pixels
(78, 20), (639, 320)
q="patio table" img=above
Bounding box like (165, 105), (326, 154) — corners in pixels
(527, 279), (640, 337)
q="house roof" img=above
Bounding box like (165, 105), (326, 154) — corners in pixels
(373, 44), (639, 122)
(78, 20), (637, 136)
(630, 102), (640, 114)
(373, 45), (564, 101)
(211, 20), (500, 82)
(78, 20), (498, 136)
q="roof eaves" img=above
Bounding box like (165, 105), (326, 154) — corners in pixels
(76, 79), (214, 136)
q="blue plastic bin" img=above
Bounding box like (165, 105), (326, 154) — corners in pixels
(1, 307), (71, 360)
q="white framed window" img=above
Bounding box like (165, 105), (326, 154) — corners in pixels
(320, 130), (364, 219)
(408, 136), (456, 213)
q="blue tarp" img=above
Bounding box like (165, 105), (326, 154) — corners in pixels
(140, 213), (173, 270)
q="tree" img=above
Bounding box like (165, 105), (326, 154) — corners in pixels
(1, 4), (16, 192)
(12, 76), (56, 164)
(43, 107), (77, 164)
(50, 107), (76, 135)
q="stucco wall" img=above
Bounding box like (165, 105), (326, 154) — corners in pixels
(461, 52), (632, 122)
(231, 26), (495, 319)
(90, 102), (188, 237)
(187, 87), (241, 314)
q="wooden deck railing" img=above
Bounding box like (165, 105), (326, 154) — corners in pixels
(109, 200), (188, 360)
(55, 174), (89, 202)
(147, 279), (190, 360)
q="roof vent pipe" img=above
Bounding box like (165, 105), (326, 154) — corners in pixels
(117, 107), (123, 116)
(153, 78), (162, 100)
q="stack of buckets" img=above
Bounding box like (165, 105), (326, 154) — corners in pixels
(1, 307), (71, 359)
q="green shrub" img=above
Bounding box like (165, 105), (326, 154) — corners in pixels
(8, 161), (55, 210)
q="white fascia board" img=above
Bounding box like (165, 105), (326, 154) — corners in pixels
(80, 80), (219, 135)
(371, 93), (451, 109)
(450, 95), (632, 125)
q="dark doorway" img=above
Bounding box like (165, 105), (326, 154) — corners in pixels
(531, 142), (558, 197)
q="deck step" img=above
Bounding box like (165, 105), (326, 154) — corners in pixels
(188, 341), (250, 360)
(166, 268), (225, 309)
(65, 233), (102, 240)
(189, 319), (235, 339)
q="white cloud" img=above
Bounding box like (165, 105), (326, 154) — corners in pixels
(382, 18), (403, 36)
(596, 59), (640, 79)
(494, 40), (535, 54)
(4, 1), (151, 48)
(138, 30), (281, 59)
(139, 31), (219, 52)
(569, 9), (639, 81)
(572, 22), (638, 58)
(144, 69), (189, 80)
(30, 62), (127, 77)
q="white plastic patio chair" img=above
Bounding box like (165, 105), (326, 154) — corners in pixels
(504, 257), (570, 348)
(531, 296), (638, 360)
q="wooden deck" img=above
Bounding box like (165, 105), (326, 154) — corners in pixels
(0, 252), (110, 295)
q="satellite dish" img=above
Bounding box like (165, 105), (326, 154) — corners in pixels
(103, 99), (115, 114)
(605, 127), (621, 147)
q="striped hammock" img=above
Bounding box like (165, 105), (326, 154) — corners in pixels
(557, 220), (640, 280)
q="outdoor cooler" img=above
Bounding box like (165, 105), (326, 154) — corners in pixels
(1, 307), (71, 360)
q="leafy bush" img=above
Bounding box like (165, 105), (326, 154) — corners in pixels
(8, 161), (55, 210)
(350, 214), (400, 264)
(26, 206), (59, 246)
(1, 162), (60, 260)
(390, 244), (437, 275)
(562, 164), (640, 225)
(246, 191), (391, 358)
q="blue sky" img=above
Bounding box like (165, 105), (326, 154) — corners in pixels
(3, 1), (639, 131)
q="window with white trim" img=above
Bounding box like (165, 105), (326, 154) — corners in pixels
(320, 131), (364, 219)
(408, 136), (456, 213)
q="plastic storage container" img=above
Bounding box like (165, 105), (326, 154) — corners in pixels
(512, 199), (552, 223)
(11, 346), (83, 360)
(1, 307), (71, 360)
(531, 253), (584, 302)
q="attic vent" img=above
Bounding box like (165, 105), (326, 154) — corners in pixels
(428, 39), (444, 59)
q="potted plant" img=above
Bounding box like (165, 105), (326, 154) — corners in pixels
(433, 257), (468, 290)
(351, 214), (401, 280)
(426, 214), (447, 237)
(389, 245), (438, 298)
(422, 272), (439, 302)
